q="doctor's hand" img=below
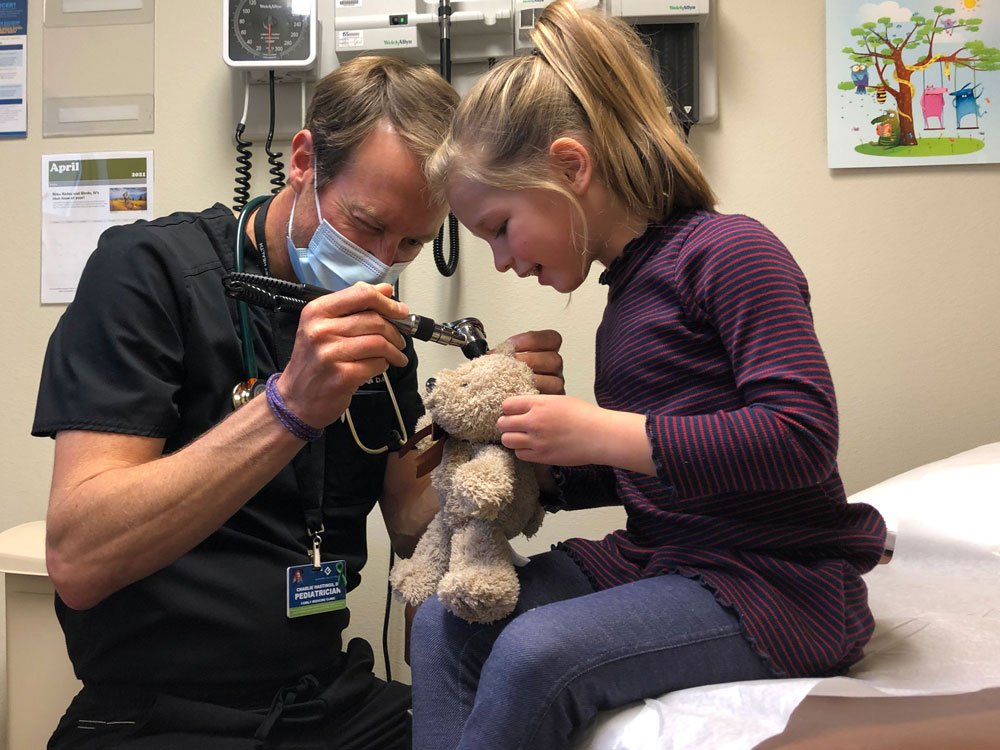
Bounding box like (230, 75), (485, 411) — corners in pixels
(279, 282), (409, 429)
(498, 395), (655, 475)
(504, 329), (565, 395)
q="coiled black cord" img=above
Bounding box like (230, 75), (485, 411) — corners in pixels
(226, 272), (303, 299)
(233, 122), (253, 212)
(222, 274), (306, 312)
(232, 78), (254, 212)
(433, 213), (460, 277)
(432, 0), (460, 278)
(265, 70), (286, 194)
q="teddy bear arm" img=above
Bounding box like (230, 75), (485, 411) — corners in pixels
(520, 499), (546, 539)
(514, 460), (545, 538)
(452, 445), (518, 521)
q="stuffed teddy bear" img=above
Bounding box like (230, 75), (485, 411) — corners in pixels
(389, 341), (546, 624)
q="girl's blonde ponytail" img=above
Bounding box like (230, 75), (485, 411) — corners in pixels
(427, 0), (715, 223)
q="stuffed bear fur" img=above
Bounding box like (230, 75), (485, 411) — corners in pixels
(389, 341), (546, 624)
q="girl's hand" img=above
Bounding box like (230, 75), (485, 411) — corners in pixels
(498, 395), (655, 474)
(498, 395), (606, 467)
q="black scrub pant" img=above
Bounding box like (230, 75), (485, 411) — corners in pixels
(48, 639), (410, 750)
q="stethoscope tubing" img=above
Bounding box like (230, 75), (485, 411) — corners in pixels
(234, 195), (271, 380)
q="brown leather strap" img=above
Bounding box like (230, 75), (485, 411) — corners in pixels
(399, 422), (450, 477)
(398, 423), (433, 457)
(416, 438), (448, 478)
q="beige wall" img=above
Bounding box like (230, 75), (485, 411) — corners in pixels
(1, 0), (998, 720)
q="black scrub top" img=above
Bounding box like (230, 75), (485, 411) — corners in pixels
(32, 204), (423, 696)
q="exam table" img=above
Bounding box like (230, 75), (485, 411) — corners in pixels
(0, 520), (80, 750)
(572, 442), (1000, 750)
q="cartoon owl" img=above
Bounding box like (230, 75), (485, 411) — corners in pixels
(851, 64), (870, 94)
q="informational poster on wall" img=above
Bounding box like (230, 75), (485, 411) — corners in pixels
(0, 0), (27, 138)
(41, 151), (154, 304)
(826, 1), (1000, 168)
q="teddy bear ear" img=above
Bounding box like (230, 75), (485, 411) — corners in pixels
(495, 339), (516, 357)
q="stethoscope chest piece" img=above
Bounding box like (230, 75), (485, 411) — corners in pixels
(232, 378), (266, 409)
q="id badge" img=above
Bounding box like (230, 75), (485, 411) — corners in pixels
(287, 561), (347, 618)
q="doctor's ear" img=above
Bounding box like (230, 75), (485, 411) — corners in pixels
(548, 137), (592, 196)
(288, 129), (316, 192)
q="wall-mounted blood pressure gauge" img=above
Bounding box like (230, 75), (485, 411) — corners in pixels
(223, 0), (317, 69)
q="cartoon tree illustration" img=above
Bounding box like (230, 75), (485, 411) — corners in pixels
(841, 6), (1000, 146)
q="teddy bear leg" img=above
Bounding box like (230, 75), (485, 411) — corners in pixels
(438, 520), (519, 624)
(389, 512), (452, 607)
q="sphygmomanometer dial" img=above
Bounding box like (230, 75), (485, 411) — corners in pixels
(224, 0), (317, 68)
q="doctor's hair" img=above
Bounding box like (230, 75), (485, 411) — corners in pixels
(306, 55), (459, 191)
(427, 0), (715, 222)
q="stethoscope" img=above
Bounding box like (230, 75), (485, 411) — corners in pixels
(230, 194), (409, 455)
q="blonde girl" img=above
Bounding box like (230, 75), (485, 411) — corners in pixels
(410, 2), (886, 748)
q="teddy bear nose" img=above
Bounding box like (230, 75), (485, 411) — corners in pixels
(425, 377), (436, 393)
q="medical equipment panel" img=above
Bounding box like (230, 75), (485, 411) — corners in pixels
(327, 0), (514, 65)
(322, 0), (716, 122)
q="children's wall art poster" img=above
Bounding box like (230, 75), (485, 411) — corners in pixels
(827, 1), (1000, 167)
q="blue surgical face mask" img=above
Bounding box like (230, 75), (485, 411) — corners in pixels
(285, 177), (412, 291)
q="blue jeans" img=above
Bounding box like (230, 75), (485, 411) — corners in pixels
(410, 550), (776, 750)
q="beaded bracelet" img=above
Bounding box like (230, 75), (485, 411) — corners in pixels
(265, 372), (323, 442)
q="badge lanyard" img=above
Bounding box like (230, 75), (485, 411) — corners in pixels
(233, 197), (332, 583)
(289, 426), (342, 619)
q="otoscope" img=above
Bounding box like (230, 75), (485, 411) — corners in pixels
(223, 272), (489, 360)
(394, 314), (490, 359)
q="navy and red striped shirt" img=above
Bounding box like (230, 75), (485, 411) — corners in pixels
(554, 211), (886, 678)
